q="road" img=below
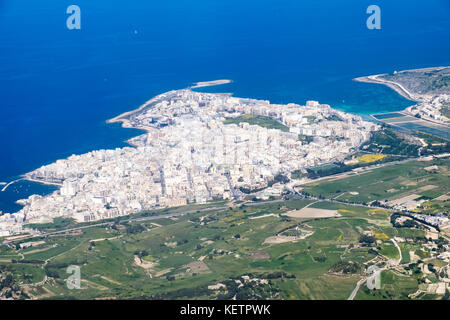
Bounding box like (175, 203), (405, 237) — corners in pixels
(391, 238), (402, 265)
(347, 238), (408, 300)
(1, 179), (22, 192)
(2, 189), (362, 246)
(291, 154), (435, 189)
(348, 278), (366, 300)
(0, 198), (296, 246)
(5, 187), (395, 247)
(2, 158), (444, 300)
(224, 172), (240, 199)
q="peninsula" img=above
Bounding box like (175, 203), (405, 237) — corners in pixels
(0, 81), (377, 235)
(355, 66), (450, 126)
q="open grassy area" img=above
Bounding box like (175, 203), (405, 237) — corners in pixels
(223, 115), (289, 132)
(378, 242), (399, 260)
(356, 270), (419, 300)
(1, 196), (436, 300)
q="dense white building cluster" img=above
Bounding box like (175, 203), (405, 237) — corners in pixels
(407, 94), (450, 124)
(0, 89), (378, 235)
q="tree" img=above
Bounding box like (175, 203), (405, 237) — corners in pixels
(0, 274), (14, 289)
(166, 275), (175, 281)
(359, 234), (376, 245)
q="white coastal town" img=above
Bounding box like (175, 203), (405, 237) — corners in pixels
(0, 87), (378, 236)
(407, 94), (450, 125)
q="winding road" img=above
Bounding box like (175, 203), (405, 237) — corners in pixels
(347, 238), (403, 300)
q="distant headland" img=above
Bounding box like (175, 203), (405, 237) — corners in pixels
(353, 66), (449, 102)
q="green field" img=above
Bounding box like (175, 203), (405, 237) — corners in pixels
(1, 196), (439, 300)
(356, 270), (419, 300)
(301, 158), (450, 211)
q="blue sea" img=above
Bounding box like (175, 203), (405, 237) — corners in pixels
(0, 0), (449, 213)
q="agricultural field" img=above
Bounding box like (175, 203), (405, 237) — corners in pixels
(1, 196), (444, 300)
(301, 158), (450, 212)
(357, 154), (387, 164)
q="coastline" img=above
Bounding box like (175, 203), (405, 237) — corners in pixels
(2, 80), (233, 212)
(106, 93), (173, 130)
(6, 85), (377, 224)
(22, 176), (63, 188)
(107, 79), (233, 131)
(3, 73), (442, 214)
(356, 66), (450, 140)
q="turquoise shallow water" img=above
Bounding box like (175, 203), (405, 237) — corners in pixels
(0, 0), (449, 213)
